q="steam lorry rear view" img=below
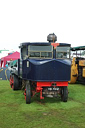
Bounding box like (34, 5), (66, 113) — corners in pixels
(10, 33), (71, 104)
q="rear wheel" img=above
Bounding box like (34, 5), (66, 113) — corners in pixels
(25, 81), (31, 104)
(12, 75), (19, 90)
(61, 87), (68, 102)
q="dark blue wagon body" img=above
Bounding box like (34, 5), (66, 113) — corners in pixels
(22, 58), (71, 81)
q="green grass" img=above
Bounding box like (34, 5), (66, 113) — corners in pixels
(0, 81), (85, 128)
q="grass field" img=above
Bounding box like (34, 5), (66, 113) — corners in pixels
(0, 81), (85, 128)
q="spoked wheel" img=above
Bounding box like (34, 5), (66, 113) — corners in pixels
(25, 81), (31, 104)
(61, 86), (68, 102)
(12, 75), (19, 90)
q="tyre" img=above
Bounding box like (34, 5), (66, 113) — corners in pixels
(26, 81), (31, 104)
(10, 74), (12, 88)
(61, 86), (68, 102)
(12, 75), (19, 90)
(19, 78), (22, 90)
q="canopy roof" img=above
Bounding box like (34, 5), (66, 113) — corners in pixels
(19, 42), (71, 48)
(71, 46), (85, 51)
(1, 51), (20, 60)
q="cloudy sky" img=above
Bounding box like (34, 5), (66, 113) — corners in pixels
(0, 0), (85, 52)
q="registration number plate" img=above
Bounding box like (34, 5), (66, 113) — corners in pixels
(48, 87), (59, 91)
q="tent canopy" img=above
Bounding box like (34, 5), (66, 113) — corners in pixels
(0, 51), (20, 67)
(71, 46), (85, 51)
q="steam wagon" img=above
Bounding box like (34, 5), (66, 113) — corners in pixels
(10, 33), (71, 104)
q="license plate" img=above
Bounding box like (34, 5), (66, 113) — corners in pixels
(48, 88), (59, 91)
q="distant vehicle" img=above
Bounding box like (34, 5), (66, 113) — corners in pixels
(69, 46), (85, 84)
(9, 33), (71, 104)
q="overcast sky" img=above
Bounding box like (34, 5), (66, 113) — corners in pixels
(0, 0), (85, 52)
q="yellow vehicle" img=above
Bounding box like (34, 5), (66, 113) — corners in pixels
(69, 46), (85, 84)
